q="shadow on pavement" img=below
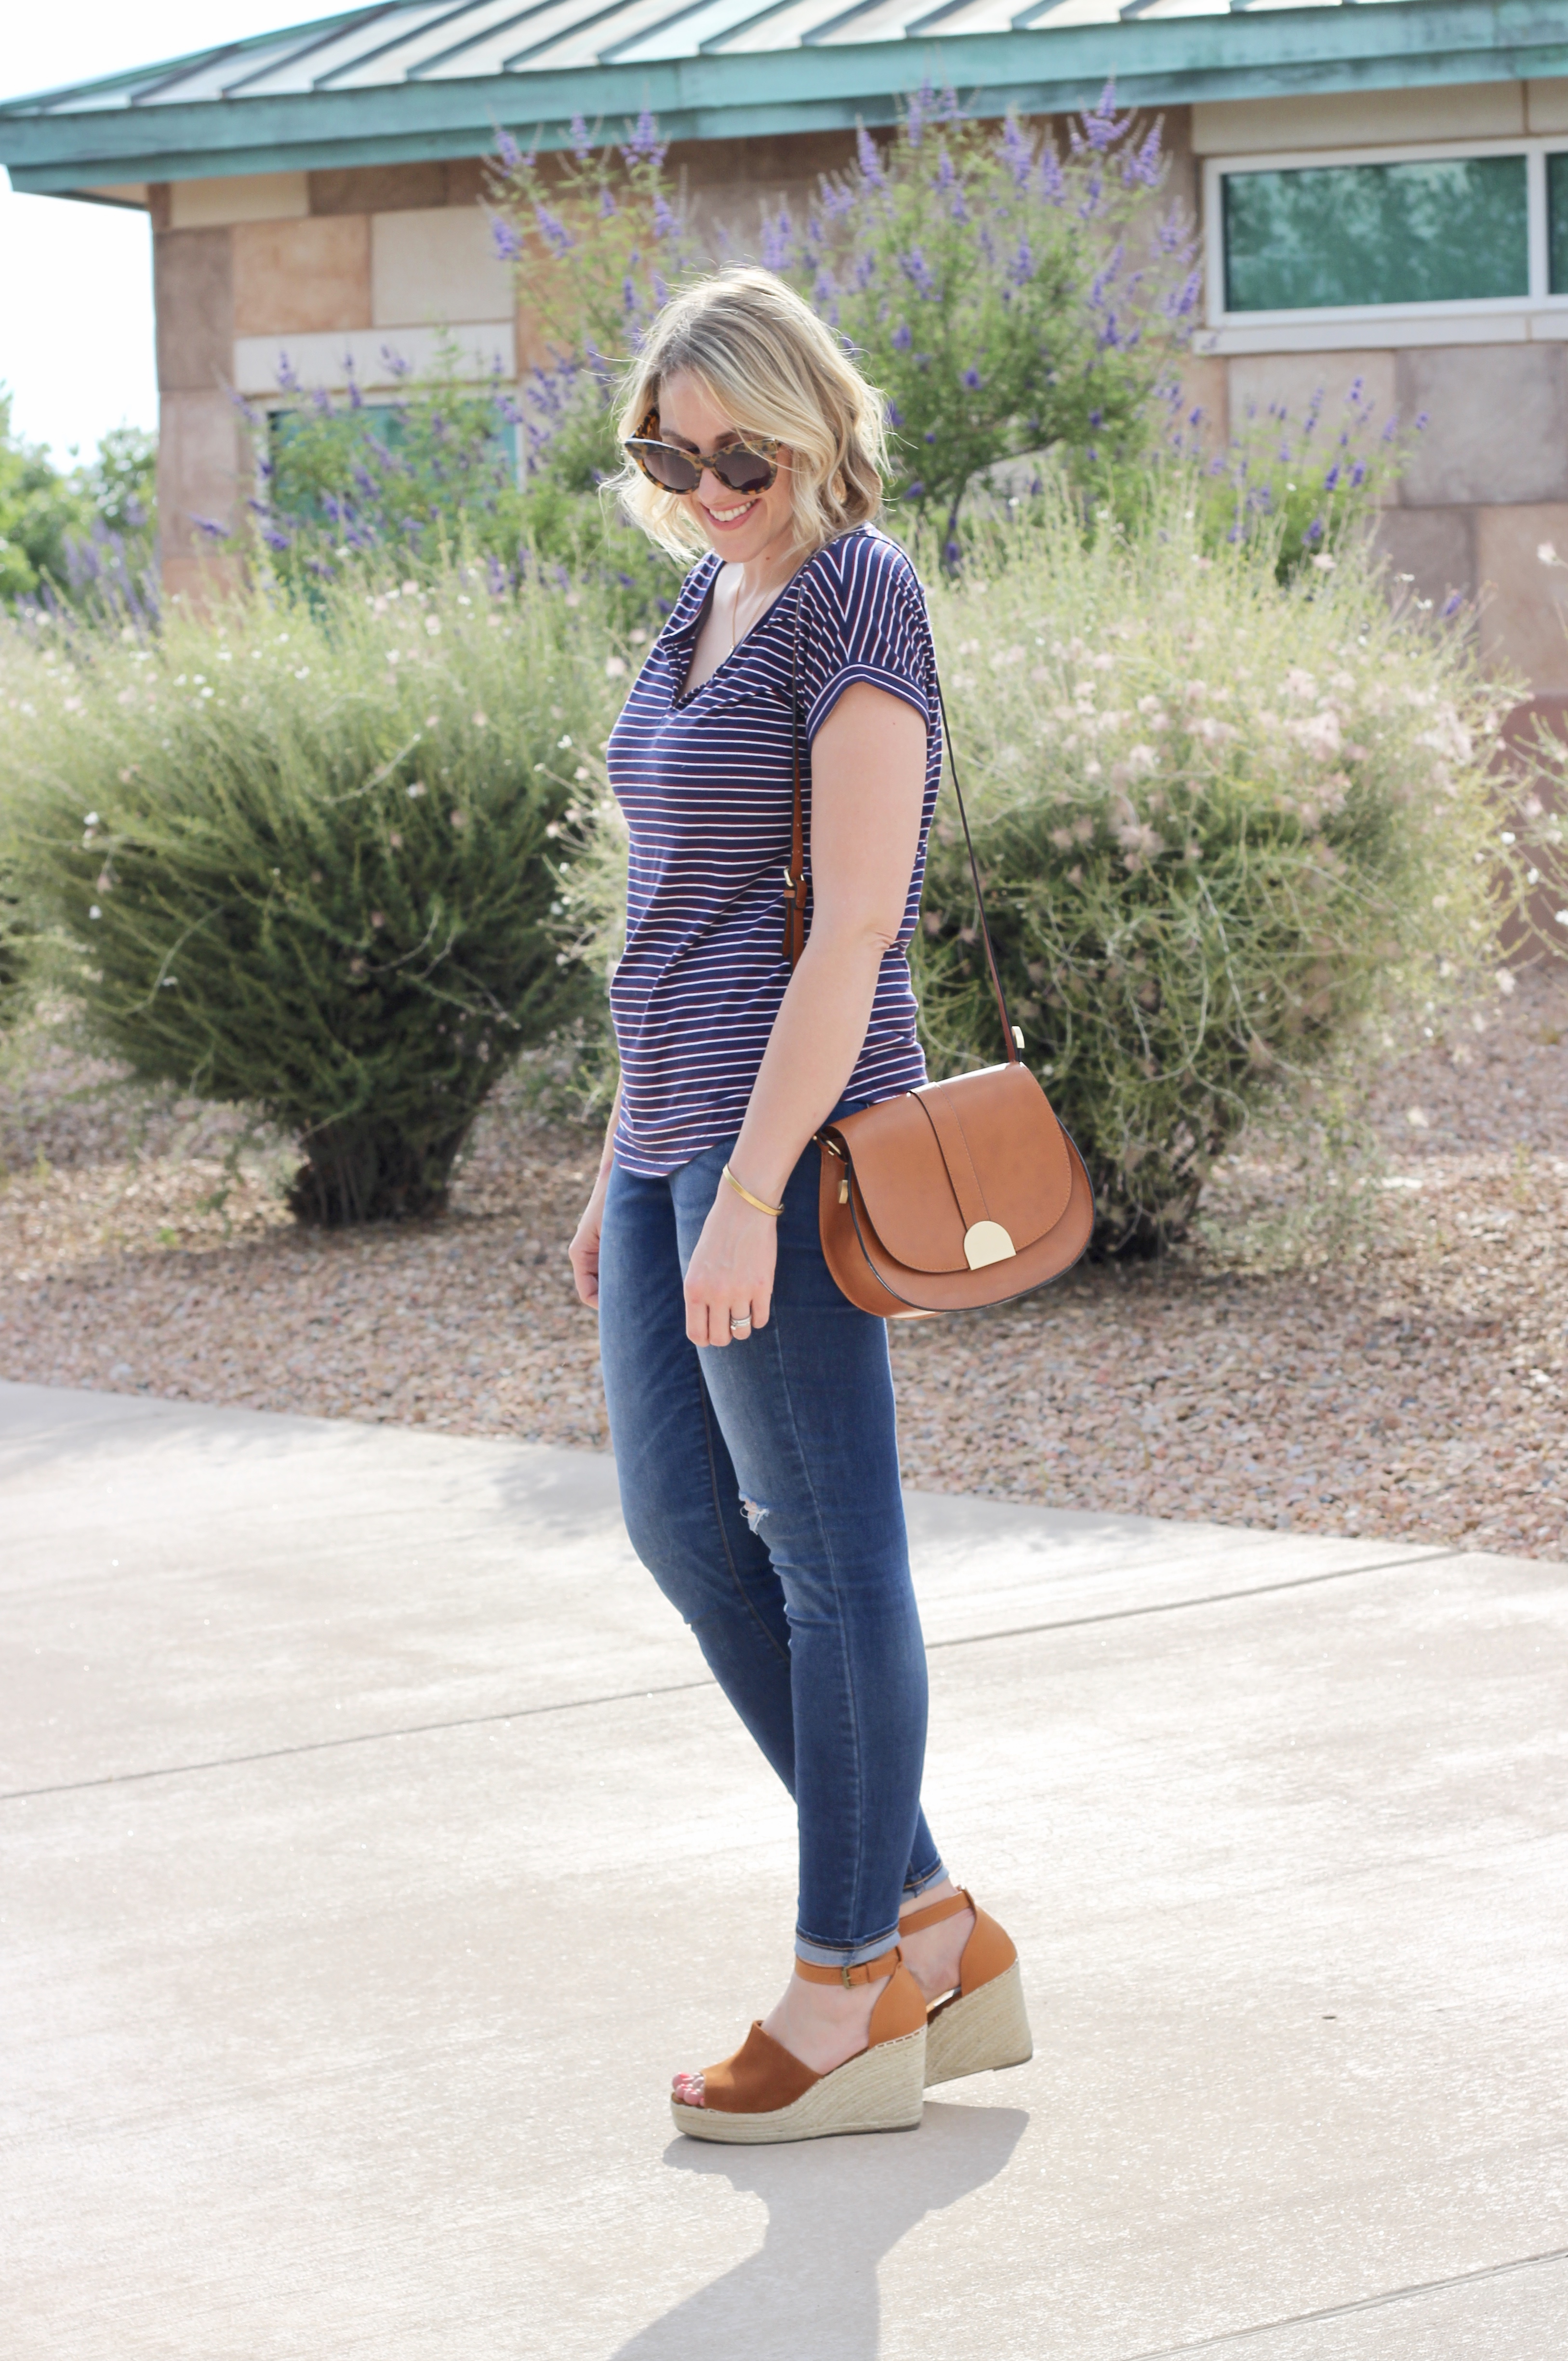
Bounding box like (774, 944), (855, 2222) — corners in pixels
(613, 2100), (1028, 2358)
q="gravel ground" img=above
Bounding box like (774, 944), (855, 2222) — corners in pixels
(2, 970), (1565, 1560)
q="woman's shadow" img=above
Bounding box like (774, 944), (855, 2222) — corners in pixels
(612, 2099), (1028, 2359)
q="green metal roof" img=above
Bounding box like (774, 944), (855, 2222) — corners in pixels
(3, 0), (1567, 192)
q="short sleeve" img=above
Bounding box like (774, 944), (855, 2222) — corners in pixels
(797, 532), (933, 743)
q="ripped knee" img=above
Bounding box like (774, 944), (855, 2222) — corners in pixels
(739, 1493), (769, 1535)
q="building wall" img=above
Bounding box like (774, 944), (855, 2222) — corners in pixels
(1192, 80), (1568, 692)
(122, 88), (1568, 686)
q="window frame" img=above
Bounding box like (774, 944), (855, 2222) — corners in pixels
(1204, 136), (1568, 331)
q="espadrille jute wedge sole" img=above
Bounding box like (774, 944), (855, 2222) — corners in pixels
(900, 1888), (1033, 2087)
(672, 2023), (926, 2144)
(670, 1944), (928, 2146)
(926, 1956), (1032, 2087)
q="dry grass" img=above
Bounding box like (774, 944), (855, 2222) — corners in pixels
(2, 968), (1565, 1559)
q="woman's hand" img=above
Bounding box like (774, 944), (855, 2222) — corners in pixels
(569, 1167), (611, 1308)
(683, 1181), (778, 1347)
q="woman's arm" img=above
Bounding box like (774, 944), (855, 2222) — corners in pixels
(568, 1075), (622, 1308)
(682, 678), (928, 1347)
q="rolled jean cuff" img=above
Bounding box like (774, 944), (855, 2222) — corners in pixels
(795, 1920), (904, 1970)
(903, 1857), (948, 1901)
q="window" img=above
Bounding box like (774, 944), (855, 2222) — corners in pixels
(1223, 158), (1528, 312)
(1210, 139), (1568, 324)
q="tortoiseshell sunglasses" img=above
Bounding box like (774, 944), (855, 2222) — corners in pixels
(623, 408), (782, 497)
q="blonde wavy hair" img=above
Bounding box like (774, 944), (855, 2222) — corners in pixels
(611, 267), (889, 560)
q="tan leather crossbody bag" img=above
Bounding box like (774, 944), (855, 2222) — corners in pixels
(783, 579), (1095, 1319)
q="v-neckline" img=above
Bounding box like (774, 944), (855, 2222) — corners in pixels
(670, 555), (803, 710)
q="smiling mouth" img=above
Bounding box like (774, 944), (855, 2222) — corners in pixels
(704, 497), (759, 528)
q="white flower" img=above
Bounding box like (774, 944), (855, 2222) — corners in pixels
(1540, 541), (1558, 565)
(557, 734), (573, 749)
(1125, 744), (1157, 776)
(1496, 969), (1516, 995)
(605, 656), (628, 679)
(88, 905), (102, 920)
(473, 712), (488, 729)
(84, 811), (99, 826)
(406, 781), (426, 798)
(425, 616), (441, 636)
(1557, 910), (1568, 928)
(1284, 666), (1316, 701)
(1310, 552), (1336, 572)
(1406, 1107), (1429, 1128)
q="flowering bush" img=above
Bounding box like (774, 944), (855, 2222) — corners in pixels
(917, 491), (1551, 1247)
(776, 86), (1195, 549)
(0, 566), (627, 1220)
(226, 341), (672, 630)
(1121, 373), (1418, 585)
(488, 93), (1194, 557)
(2, 403), (158, 619)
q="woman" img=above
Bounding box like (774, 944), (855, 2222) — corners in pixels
(569, 267), (1030, 2144)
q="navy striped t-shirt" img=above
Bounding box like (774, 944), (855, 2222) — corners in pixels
(606, 524), (942, 1178)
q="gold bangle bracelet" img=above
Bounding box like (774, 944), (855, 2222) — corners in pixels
(722, 1163), (784, 1219)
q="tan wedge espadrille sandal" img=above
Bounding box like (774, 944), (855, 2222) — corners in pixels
(900, 1889), (1033, 2087)
(670, 1945), (928, 2145)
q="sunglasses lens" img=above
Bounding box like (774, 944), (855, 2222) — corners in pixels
(713, 448), (774, 493)
(638, 442), (702, 493)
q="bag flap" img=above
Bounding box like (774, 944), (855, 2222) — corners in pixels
(834, 1063), (1075, 1275)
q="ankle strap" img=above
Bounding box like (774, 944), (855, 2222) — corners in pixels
(794, 1944), (902, 1989)
(899, 1886), (974, 1936)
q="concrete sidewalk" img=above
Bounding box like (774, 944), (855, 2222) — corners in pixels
(2, 1379), (1565, 2360)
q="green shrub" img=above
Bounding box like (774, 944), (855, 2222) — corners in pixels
(918, 491), (1547, 1247)
(0, 565), (626, 1221)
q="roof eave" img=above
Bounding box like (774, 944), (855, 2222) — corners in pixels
(5, 7), (1568, 193)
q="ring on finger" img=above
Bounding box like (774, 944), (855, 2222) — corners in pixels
(729, 1311), (753, 1338)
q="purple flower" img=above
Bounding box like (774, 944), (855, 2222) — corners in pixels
(1304, 517), (1324, 544)
(900, 247), (937, 299)
(1123, 126), (1162, 188)
(761, 205), (796, 272)
(653, 192), (680, 240)
(1349, 459), (1367, 489)
(856, 125), (885, 187)
(822, 182), (856, 222)
(534, 204), (574, 258)
(274, 353), (300, 392)
(1440, 591), (1462, 619)
(1009, 233), (1034, 288)
(623, 108), (665, 166)
(490, 214), (523, 262)
(1415, 410), (1430, 430)
(380, 345), (413, 379)
(891, 320), (913, 351)
(571, 114), (594, 161)
(192, 515), (231, 541)
(600, 185), (618, 219)
(496, 128), (524, 172)
(1081, 80), (1128, 153)
(1323, 463), (1341, 491)
(886, 398), (904, 426)
(961, 367), (982, 390)
(906, 78), (934, 146)
(1037, 148), (1065, 206)
(998, 113), (1033, 192)
(905, 479), (925, 499)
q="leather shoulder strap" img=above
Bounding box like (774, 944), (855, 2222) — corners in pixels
(785, 563), (1018, 1068)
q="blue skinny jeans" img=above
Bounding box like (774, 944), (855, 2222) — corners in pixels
(598, 1129), (946, 1966)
